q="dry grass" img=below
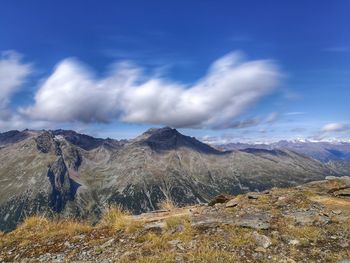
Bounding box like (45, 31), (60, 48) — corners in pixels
(99, 205), (130, 230)
(164, 215), (189, 230)
(159, 199), (176, 211)
(285, 225), (322, 242)
(99, 205), (147, 234)
(227, 226), (254, 247)
(186, 239), (237, 263)
(4, 215), (92, 243)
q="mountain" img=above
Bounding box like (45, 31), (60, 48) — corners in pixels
(218, 140), (350, 162)
(0, 127), (341, 232)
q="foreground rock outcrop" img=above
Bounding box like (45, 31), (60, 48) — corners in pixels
(1, 176), (349, 263)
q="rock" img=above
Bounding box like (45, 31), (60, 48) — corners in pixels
(288, 239), (300, 246)
(340, 241), (349, 248)
(225, 198), (239, 208)
(334, 188), (350, 197)
(288, 210), (330, 226)
(208, 195), (231, 206)
(247, 192), (260, 199)
(325, 176), (337, 180)
(144, 221), (166, 232)
(252, 231), (272, 248)
(214, 203), (225, 209)
(175, 255), (184, 263)
(332, 210), (342, 215)
(101, 238), (115, 248)
(255, 247), (266, 253)
(177, 244), (185, 251)
(236, 213), (271, 230)
(191, 214), (234, 229)
(168, 240), (181, 247)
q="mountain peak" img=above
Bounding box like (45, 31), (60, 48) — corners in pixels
(143, 126), (176, 135)
(136, 127), (222, 154)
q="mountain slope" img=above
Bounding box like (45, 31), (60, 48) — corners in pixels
(0, 128), (339, 232)
(218, 140), (350, 162)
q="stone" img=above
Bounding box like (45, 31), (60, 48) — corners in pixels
(334, 188), (350, 197)
(255, 247), (266, 253)
(168, 240), (181, 247)
(252, 231), (272, 248)
(101, 238), (115, 248)
(247, 192), (260, 199)
(225, 198), (239, 208)
(340, 241), (349, 248)
(332, 210), (342, 215)
(236, 213), (271, 230)
(144, 221), (166, 232)
(325, 176), (337, 180)
(288, 239), (300, 246)
(175, 255), (184, 263)
(288, 210), (330, 226)
(208, 195), (231, 206)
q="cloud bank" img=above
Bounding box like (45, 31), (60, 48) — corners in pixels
(20, 52), (280, 129)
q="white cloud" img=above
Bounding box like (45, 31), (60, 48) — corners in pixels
(21, 51), (280, 129)
(321, 123), (348, 133)
(0, 51), (32, 114)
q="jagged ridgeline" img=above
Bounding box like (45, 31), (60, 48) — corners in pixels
(0, 127), (341, 232)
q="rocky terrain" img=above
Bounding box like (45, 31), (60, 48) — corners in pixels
(0, 176), (349, 262)
(1, 127), (342, 232)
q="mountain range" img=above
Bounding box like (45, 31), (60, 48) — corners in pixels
(0, 127), (348, 232)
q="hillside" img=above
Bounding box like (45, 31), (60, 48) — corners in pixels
(0, 128), (339, 232)
(217, 140), (350, 162)
(0, 176), (349, 262)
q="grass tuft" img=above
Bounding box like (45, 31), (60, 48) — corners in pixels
(159, 199), (176, 211)
(99, 205), (130, 230)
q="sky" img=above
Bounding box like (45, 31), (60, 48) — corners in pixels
(0, 0), (349, 143)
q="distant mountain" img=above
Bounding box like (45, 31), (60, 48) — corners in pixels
(0, 128), (341, 232)
(218, 140), (350, 162)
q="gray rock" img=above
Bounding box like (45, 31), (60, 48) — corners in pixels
(144, 221), (166, 232)
(332, 210), (342, 215)
(334, 188), (350, 197)
(225, 198), (239, 208)
(236, 213), (271, 230)
(288, 239), (300, 246)
(288, 210), (330, 226)
(325, 176), (337, 180)
(101, 238), (115, 248)
(252, 231), (272, 248)
(247, 192), (260, 199)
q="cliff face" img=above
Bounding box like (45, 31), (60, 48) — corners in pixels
(0, 128), (343, 232)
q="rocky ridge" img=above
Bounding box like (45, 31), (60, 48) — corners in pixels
(0, 176), (349, 262)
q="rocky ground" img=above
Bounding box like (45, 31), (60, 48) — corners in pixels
(1, 176), (350, 263)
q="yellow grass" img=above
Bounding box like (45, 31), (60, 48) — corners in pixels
(99, 205), (130, 230)
(159, 199), (176, 211)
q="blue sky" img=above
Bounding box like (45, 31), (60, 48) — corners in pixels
(0, 0), (349, 142)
